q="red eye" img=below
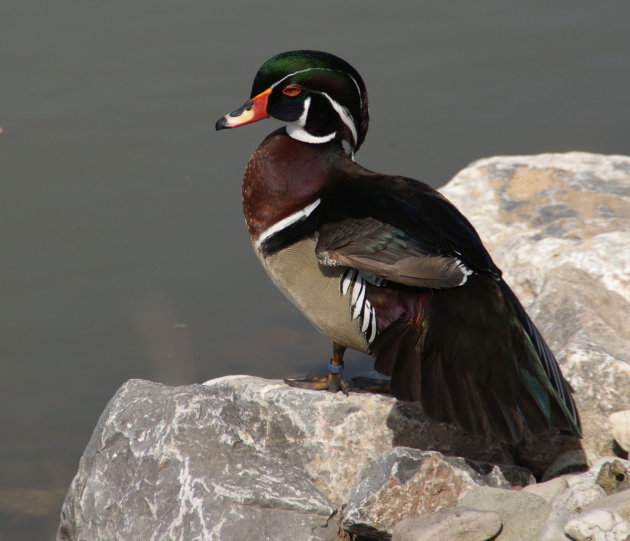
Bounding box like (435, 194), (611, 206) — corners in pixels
(282, 85), (302, 97)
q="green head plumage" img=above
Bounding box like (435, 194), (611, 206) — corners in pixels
(217, 50), (369, 154)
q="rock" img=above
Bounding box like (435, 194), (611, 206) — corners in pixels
(443, 152), (630, 467)
(551, 482), (607, 514)
(522, 476), (569, 502)
(595, 460), (630, 495)
(457, 486), (550, 541)
(58, 379), (338, 541)
(609, 411), (630, 453)
(392, 507), (502, 541)
(539, 507), (577, 541)
(202, 375), (511, 505)
(564, 508), (630, 541)
(342, 447), (533, 539)
(570, 457), (630, 488)
(538, 458), (630, 540)
(58, 376), (512, 540)
(584, 490), (630, 522)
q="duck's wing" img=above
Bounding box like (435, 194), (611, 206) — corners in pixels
(315, 172), (501, 286)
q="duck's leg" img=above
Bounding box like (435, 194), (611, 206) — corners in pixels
(328, 342), (350, 394)
(284, 341), (350, 395)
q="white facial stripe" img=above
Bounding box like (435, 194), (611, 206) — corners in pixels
(284, 92), (356, 149)
(271, 67), (363, 105)
(256, 198), (321, 247)
(286, 96), (335, 144)
(321, 92), (358, 145)
(296, 96), (311, 126)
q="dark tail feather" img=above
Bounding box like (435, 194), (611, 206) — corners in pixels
(499, 280), (582, 437)
(372, 275), (581, 443)
(373, 319), (422, 401)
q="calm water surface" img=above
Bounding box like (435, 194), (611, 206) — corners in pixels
(1, 1), (629, 538)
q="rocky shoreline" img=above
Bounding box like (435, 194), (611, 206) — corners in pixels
(58, 152), (630, 540)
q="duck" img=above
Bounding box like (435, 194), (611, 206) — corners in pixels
(215, 50), (581, 444)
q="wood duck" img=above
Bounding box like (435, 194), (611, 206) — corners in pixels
(216, 50), (581, 444)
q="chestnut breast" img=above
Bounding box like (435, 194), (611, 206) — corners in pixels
(242, 130), (334, 241)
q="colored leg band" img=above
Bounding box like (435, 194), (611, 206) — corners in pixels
(328, 358), (344, 374)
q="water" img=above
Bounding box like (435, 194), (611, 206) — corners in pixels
(1, 1), (628, 538)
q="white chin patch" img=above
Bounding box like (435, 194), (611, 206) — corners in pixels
(286, 124), (336, 144)
(285, 96), (336, 145)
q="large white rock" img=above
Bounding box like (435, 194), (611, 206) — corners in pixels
(57, 377), (512, 541)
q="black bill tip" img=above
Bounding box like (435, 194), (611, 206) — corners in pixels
(215, 116), (229, 131)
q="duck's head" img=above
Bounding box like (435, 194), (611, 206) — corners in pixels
(216, 50), (369, 156)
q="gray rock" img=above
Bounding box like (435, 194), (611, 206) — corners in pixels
(564, 508), (630, 541)
(457, 486), (550, 541)
(522, 476), (569, 502)
(539, 507), (577, 541)
(342, 447), (533, 539)
(443, 152), (630, 468)
(392, 507), (502, 541)
(202, 375), (511, 505)
(58, 380), (337, 541)
(57, 376), (516, 540)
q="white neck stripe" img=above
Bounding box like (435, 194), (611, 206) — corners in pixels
(321, 92), (357, 146)
(286, 125), (336, 144)
(256, 198), (322, 248)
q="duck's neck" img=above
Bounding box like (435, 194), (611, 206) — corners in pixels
(242, 129), (348, 242)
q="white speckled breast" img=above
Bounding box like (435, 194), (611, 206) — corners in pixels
(255, 237), (370, 353)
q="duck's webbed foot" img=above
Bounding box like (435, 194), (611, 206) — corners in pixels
(284, 342), (350, 395)
(284, 371), (351, 395)
(284, 342), (392, 395)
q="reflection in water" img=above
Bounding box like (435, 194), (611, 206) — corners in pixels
(130, 293), (198, 385)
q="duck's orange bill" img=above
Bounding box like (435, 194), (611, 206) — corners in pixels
(215, 88), (271, 130)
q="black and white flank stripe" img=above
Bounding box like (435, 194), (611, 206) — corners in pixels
(340, 268), (378, 344)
